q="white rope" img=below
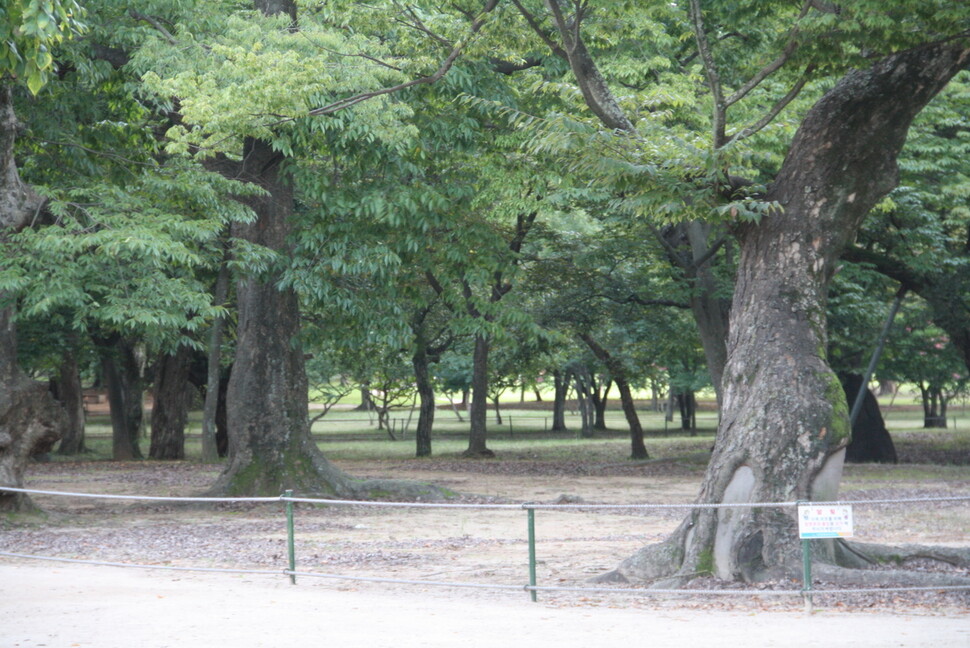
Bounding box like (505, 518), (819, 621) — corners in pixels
(4, 486), (967, 510)
(284, 569), (525, 591)
(6, 552), (965, 598)
(0, 551), (280, 576)
(0, 486), (279, 503)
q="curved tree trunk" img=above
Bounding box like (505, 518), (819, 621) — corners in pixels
(0, 84), (68, 510)
(149, 344), (193, 460)
(610, 43), (970, 585)
(579, 334), (648, 459)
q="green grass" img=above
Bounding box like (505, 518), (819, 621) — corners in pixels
(58, 395), (968, 465)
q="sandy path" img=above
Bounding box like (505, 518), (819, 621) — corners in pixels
(1, 562), (967, 648)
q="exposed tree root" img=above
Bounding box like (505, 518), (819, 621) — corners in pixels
(814, 563), (970, 589)
(835, 539), (970, 569)
(592, 535), (970, 592)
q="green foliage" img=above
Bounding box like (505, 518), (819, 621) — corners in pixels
(0, 0), (85, 94)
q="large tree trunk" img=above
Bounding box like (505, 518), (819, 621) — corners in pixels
(609, 43), (970, 585)
(208, 136), (352, 496)
(0, 308), (68, 512)
(52, 344), (86, 455)
(464, 333), (494, 457)
(149, 344), (193, 460)
(100, 338), (145, 461)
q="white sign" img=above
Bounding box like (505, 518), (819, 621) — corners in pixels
(798, 504), (854, 539)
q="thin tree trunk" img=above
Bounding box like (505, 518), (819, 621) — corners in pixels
(201, 255), (230, 462)
(579, 334), (648, 459)
(573, 366), (594, 439)
(412, 344), (435, 457)
(464, 333), (494, 456)
(551, 369), (568, 432)
(492, 395), (503, 426)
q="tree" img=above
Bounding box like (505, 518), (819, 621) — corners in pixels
(510, 1), (970, 585)
(0, 0), (83, 511)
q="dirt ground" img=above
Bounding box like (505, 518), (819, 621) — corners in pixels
(1, 454), (969, 647)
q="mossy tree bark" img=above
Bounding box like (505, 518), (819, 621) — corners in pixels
(608, 43), (970, 585)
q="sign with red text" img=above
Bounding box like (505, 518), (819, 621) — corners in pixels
(797, 505), (854, 539)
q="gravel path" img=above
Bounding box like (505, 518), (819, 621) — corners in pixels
(2, 562), (968, 648)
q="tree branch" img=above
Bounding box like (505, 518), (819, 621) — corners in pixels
(510, 0), (568, 59)
(305, 0), (499, 118)
(724, 1), (814, 107)
(688, 0), (726, 147)
(128, 10), (178, 45)
(726, 64), (816, 145)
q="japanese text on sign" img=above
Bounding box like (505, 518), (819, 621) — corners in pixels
(797, 505), (854, 539)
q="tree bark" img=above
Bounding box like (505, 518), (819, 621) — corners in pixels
(590, 376), (609, 431)
(572, 364), (594, 438)
(149, 344), (193, 460)
(0, 308), (68, 512)
(0, 84), (68, 510)
(610, 42), (970, 585)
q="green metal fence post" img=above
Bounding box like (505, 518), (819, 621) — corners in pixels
(801, 538), (813, 614)
(285, 489), (296, 585)
(527, 505), (537, 602)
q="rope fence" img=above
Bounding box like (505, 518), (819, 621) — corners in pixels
(2, 486), (968, 609)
